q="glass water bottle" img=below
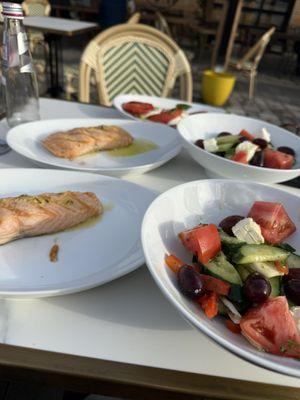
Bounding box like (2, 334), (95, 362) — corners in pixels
(2, 2), (40, 127)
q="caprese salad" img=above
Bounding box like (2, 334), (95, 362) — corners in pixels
(122, 101), (191, 126)
(165, 201), (300, 358)
(194, 128), (296, 169)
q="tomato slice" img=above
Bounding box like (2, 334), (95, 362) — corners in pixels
(248, 201), (296, 244)
(200, 274), (230, 295)
(123, 101), (154, 116)
(263, 148), (294, 169)
(197, 291), (219, 319)
(147, 108), (183, 124)
(165, 254), (185, 274)
(231, 150), (248, 164)
(179, 224), (221, 264)
(239, 129), (255, 141)
(225, 319), (241, 334)
(240, 297), (300, 357)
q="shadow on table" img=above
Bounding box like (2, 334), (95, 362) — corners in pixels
(42, 266), (190, 331)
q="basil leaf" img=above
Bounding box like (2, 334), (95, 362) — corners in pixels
(176, 103), (191, 110)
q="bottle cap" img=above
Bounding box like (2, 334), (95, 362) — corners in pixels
(2, 2), (24, 19)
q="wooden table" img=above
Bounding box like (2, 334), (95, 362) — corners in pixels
(0, 98), (300, 400)
(24, 17), (99, 97)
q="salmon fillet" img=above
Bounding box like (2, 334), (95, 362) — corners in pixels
(42, 125), (134, 159)
(0, 191), (102, 245)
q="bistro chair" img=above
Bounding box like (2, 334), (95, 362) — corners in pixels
(228, 26), (276, 100)
(22, 0), (51, 17)
(197, 0), (229, 69)
(79, 23), (193, 106)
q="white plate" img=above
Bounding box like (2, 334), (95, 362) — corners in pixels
(6, 118), (181, 177)
(142, 179), (300, 377)
(177, 113), (300, 183)
(0, 168), (155, 298)
(113, 94), (224, 122)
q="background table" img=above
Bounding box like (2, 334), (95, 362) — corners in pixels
(0, 98), (300, 400)
(24, 17), (99, 96)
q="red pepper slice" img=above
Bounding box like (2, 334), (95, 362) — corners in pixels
(275, 260), (289, 275)
(197, 292), (219, 319)
(225, 319), (241, 334)
(200, 274), (230, 296)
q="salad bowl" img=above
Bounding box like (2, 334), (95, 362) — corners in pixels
(141, 179), (300, 377)
(177, 113), (300, 183)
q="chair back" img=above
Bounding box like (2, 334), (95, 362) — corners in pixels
(237, 26), (276, 70)
(22, 0), (51, 16)
(127, 12), (141, 24)
(155, 11), (172, 38)
(79, 23), (192, 105)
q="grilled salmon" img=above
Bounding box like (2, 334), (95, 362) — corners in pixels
(0, 191), (102, 245)
(42, 125), (134, 159)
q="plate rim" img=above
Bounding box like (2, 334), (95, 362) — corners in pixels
(0, 168), (156, 298)
(6, 118), (182, 174)
(141, 178), (300, 378)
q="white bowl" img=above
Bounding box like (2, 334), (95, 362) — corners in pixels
(177, 113), (300, 183)
(141, 179), (300, 377)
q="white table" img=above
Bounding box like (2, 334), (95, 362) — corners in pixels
(24, 16), (99, 37)
(0, 98), (300, 400)
(24, 17), (99, 97)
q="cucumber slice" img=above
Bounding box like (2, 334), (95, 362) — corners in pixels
(269, 276), (281, 297)
(219, 229), (244, 245)
(231, 244), (290, 265)
(246, 261), (284, 278)
(204, 252), (242, 285)
(236, 265), (252, 281)
(218, 143), (235, 152)
(286, 253), (300, 269)
(216, 135), (239, 145)
(225, 148), (235, 159)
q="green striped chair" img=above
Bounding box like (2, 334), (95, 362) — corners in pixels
(79, 23), (193, 106)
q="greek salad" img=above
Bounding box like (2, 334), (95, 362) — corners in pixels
(122, 101), (192, 126)
(165, 201), (300, 358)
(194, 129), (296, 169)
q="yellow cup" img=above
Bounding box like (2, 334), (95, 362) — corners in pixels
(202, 70), (236, 107)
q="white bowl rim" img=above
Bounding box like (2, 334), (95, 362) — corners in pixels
(142, 178), (300, 377)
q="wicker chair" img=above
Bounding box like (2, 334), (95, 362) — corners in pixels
(79, 23), (193, 106)
(127, 12), (141, 24)
(229, 26), (276, 100)
(22, 0), (51, 92)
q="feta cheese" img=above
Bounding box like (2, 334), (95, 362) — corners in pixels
(203, 138), (218, 153)
(255, 127), (271, 143)
(235, 141), (258, 162)
(232, 217), (265, 244)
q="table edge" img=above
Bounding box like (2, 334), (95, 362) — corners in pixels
(24, 23), (99, 37)
(0, 343), (299, 400)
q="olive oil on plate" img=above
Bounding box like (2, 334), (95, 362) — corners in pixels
(107, 139), (158, 157)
